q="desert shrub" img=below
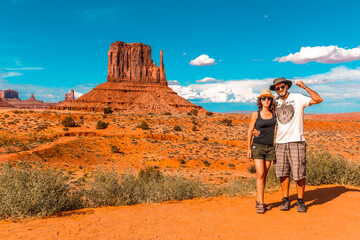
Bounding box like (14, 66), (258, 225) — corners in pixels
(61, 116), (76, 127)
(96, 120), (109, 129)
(137, 121), (150, 130)
(206, 111), (213, 116)
(4, 114), (9, 118)
(228, 163), (235, 168)
(202, 137), (209, 141)
(110, 145), (120, 153)
(104, 107), (113, 114)
(163, 112), (172, 116)
(306, 151), (360, 186)
(173, 125), (182, 131)
(191, 125), (197, 131)
(0, 163), (83, 219)
(188, 109), (198, 116)
(221, 118), (232, 126)
(85, 167), (209, 207)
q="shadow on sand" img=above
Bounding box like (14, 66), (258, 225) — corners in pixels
(268, 185), (360, 209)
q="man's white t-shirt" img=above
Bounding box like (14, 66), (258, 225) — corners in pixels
(275, 93), (311, 143)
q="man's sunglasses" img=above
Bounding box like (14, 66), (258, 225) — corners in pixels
(260, 96), (273, 101)
(275, 85), (286, 91)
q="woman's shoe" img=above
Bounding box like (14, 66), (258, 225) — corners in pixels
(256, 204), (267, 214)
(255, 201), (271, 210)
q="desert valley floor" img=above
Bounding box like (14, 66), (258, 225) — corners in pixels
(0, 109), (359, 239)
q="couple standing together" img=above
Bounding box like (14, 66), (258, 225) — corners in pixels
(247, 77), (323, 214)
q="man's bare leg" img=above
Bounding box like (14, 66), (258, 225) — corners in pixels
(296, 178), (305, 199)
(280, 176), (290, 198)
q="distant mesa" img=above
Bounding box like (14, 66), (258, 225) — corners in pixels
(0, 89), (56, 109)
(51, 41), (205, 114)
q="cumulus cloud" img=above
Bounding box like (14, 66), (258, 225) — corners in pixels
(295, 66), (360, 84)
(170, 79), (271, 103)
(74, 91), (83, 99)
(168, 80), (180, 85)
(274, 46), (360, 64)
(195, 77), (222, 83)
(190, 54), (216, 66)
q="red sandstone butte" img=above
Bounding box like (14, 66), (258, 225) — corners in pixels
(52, 41), (205, 114)
(0, 90), (55, 109)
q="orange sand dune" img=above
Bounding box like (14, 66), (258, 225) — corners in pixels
(1, 185), (359, 240)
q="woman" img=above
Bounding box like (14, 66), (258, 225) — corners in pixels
(247, 89), (276, 214)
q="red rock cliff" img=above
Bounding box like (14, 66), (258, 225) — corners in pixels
(107, 42), (167, 86)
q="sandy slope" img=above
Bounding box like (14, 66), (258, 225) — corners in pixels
(1, 185), (359, 240)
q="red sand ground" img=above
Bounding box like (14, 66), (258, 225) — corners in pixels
(0, 185), (359, 240)
(0, 110), (359, 239)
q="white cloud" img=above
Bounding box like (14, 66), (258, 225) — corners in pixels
(264, 15), (269, 18)
(196, 77), (222, 83)
(274, 45), (360, 64)
(170, 66), (360, 103)
(1, 67), (44, 70)
(0, 71), (23, 78)
(190, 54), (216, 66)
(168, 80), (180, 85)
(74, 91), (83, 99)
(294, 66), (360, 84)
(170, 79), (271, 103)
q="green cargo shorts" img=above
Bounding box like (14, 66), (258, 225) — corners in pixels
(251, 143), (276, 161)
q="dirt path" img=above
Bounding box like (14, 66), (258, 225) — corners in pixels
(0, 185), (359, 240)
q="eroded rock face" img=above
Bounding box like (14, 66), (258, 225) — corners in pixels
(65, 90), (75, 101)
(51, 41), (205, 114)
(107, 42), (167, 86)
(0, 89), (19, 99)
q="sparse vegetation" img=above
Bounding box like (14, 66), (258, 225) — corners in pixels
(96, 120), (109, 129)
(221, 118), (232, 126)
(187, 109), (198, 116)
(206, 111), (213, 116)
(0, 163), (83, 219)
(137, 121), (150, 130)
(103, 107), (113, 114)
(247, 163), (256, 173)
(192, 125), (197, 131)
(110, 145), (120, 153)
(306, 151), (360, 186)
(174, 125), (182, 131)
(163, 112), (172, 116)
(61, 116), (76, 127)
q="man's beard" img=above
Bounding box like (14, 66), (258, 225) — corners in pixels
(278, 89), (288, 97)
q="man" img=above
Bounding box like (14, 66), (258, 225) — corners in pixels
(270, 77), (322, 212)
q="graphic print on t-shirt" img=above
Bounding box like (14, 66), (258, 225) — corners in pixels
(276, 103), (294, 124)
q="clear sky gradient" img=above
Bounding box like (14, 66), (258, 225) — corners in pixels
(1, 0), (360, 113)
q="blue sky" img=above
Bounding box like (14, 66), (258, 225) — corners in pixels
(1, 0), (360, 113)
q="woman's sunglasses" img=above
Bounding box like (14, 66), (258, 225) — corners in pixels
(275, 85), (286, 91)
(260, 96), (273, 101)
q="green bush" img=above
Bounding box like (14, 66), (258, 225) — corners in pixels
(61, 116), (76, 127)
(188, 109), (198, 116)
(173, 125), (182, 131)
(110, 145), (120, 153)
(191, 125), (197, 131)
(0, 163), (83, 219)
(96, 120), (109, 129)
(103, 107), (113, 114)
(221, 118), (232, 126)
(85, 167), (209, 207)
(137, 121), (150, 130)
(306, 151), (360, 186)
(206, 111), (213, 116)
(163, 112), (172, 116)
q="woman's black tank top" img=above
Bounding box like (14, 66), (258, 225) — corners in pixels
(253, 110), (276, 145)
